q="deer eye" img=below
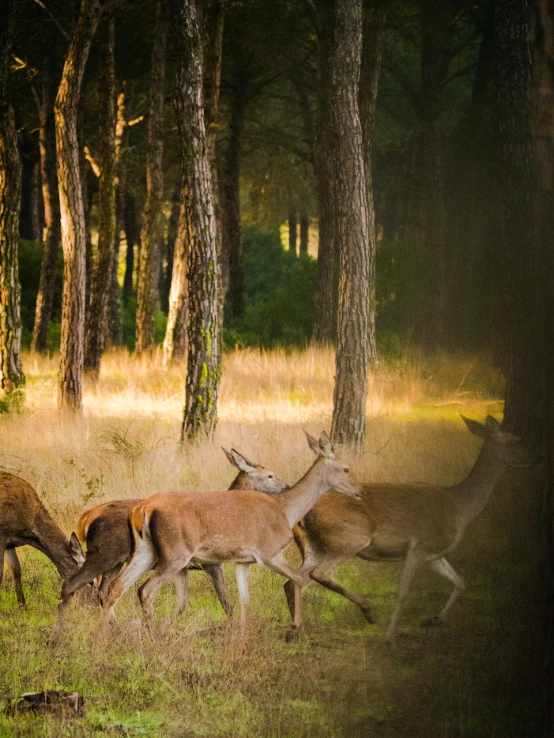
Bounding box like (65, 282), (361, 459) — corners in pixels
(344, 467), (349, 473)
(268, 474), (273, 478)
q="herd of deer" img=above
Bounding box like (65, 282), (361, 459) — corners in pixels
(0, 416), (535, 644)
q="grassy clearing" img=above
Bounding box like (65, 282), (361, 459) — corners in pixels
(0, 348), (545, 737)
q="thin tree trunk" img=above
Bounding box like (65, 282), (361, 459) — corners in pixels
(329, 0), (371, 451)
(358, 0), (385, 371)
(122, 192), (137, 302)
(0, 0), (25, 402)
(136, 0), (168, 354)
(18, 136), (41, 241)
(288, 213), (297, 255)
(32, 58), (61, 353)
(299, 214), (309, 255)
(162, 199), (188, 364)
(55, 0), (101, 410)
(312, 2), (336, 344)
(161, 183), (179, 312)
(169, 0), (221, 440)
(221, 69), (247, 319)
(84, 17), (117, 378)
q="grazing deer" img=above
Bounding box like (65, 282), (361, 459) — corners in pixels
(53, 449), (288, 632)
(103, 432), (361, 636)
(0, 472), (84, 607)
(285, 417), (536, 642)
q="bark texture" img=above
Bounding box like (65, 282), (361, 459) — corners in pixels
(0, 0), (25, 401)
(84, 17), (117, 377)
(32, 58), (61, 353)
(55, 0), (101, 409)
(122, 192), (137, 302)
(136, 0), (168, 354)
(169, 0), (221, 440)
(329, 0), (371, 451)
(163, 199), (189, 364)
(18, 136), (41, 241)
(299, 214), (309, 255)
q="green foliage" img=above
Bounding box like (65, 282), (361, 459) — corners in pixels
(224, 228), (316, 349)
(122, 297), (167, 351)
(17, 239), (63, 349)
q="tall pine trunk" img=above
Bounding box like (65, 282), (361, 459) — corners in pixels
(84, 16), (117, 378)
(0, 0), (25, 402)
(122, 193), (137, 302)
(32, 58), (61, 353)
(169, 0), (221, 440)
(55, 0), (101, 409)
(299, 215), (309, 255)
(136, 0), (168, 354)
(329, 0), (372, 451)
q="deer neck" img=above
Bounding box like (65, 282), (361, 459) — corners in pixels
(452, 443), (505, 527)
(274, 458), (329, 527)
(34, 508), (77, 579)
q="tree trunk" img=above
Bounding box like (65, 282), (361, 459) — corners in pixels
(358, 0), (385, 371)
(122, 192), (137, 302)
(328, 0), (371, 451)
(161, 183), (179, 312)
(136, 0), (168, 354)
(299, 214), (309, 255)
(55, 0), (101, 410)
(162, 198), (188, 364)
(312, 1), (337, 345)
(0, 0), (25, 402)
(84, 16), (117, 378)
(32, 58), (61, 353)
(288, 213), (297, 255)
(169, 0), (221, 440)
(221, 69), (247, 320)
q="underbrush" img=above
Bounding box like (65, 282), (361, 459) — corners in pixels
(0, 348), (545, 737)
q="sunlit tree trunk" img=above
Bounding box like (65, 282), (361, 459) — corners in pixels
(0, 0), (25, 402)
(136, 0), (168, 354)
(84, 16), (117, 378)
(163, 200), (188, 364)
(169, 0), (221, 440)
(55, 0), (101, 410)
(32, 58), (61, 353)
(329, 0), (371, 451)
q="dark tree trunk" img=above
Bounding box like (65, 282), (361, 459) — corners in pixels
(328, 0), (372, 451)
(32, 58), (61, 353)
(299, 214), (309, 255)
(221, 69), (247, 320)
(136, 0), (168, 354)
(312, 1), (337, 344)
(122, 192), (137, 302)
(163, 199), (188, 364)
(169, 0), (221, 440)
(288, 213), (297, 255)
(0, 0), (25, 401)
(55, 0), (101, 410)
(18, 136), (41, 241)
(358, 0), (385, 371)
(84, 17), (117, 378)
(161, 183), (179, 312)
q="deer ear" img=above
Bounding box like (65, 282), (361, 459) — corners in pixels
(221, 447), (236, 467)
(318, 431), (335, 459)
(304, 430), (321, 456)
(229, 449), (256, 473)
(460, 415), (487, 438)
(484, 415), (501, 431)
(69, 532), (84, 564)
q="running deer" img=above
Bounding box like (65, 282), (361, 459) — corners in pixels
(0, 472), (84, 607)
(103, 432), (361, 636)
(53, 449), (288, 632)
(285, 417), (536, 642)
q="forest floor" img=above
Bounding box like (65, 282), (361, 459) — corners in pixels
(0, 348), (546, 737)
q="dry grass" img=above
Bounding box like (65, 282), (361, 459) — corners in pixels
(0, 347), (545, 737)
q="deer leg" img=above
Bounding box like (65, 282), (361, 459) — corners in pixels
(164, 567), (189, 630)
(203, 564), (233, 617)
(386, 549), (426, 642)
(309, 554), (374, 624)
(235, 564), (251, 635)
(422, 557), (465, 627)
(6, 549), (25, 607)
(103, 539), (157, 626)
(97, 563), (124, 607)
(265, 553), (304, 630)
(138, 560), (189, 638)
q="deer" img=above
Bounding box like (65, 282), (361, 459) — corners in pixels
(53, 448), (288, 635)
(284, 416), (536, 642)
(102, 432), (361, 637)
(0, 471), (84, 608)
